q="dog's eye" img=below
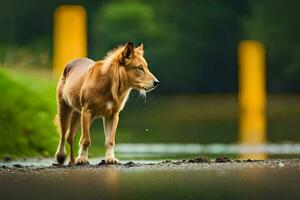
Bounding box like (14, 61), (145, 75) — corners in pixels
(137, 66), (144, 72)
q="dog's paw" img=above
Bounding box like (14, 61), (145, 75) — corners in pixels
(68, 161), (75, 166)
(55, 151), (67, 165)
(75, 157), (89, 165)
(105, 157), (120, 164)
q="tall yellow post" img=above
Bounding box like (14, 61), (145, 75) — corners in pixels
(238, 40), (266, 159)
(53, 5), (87, 77)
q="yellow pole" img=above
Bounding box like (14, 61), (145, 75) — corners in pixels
(53, 5), (87, 78)
(238, 40), (267, 159)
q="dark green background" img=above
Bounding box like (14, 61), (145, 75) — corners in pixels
(0, 0), (299, 93)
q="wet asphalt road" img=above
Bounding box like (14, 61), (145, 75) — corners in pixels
(1, 158), (300, 200)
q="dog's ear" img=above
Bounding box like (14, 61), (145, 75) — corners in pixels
(136, 43), (144, 55)
(122, 42), (135, 59)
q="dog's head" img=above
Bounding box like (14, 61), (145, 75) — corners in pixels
(119, 42), (159, 94)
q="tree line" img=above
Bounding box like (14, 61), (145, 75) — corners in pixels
(0, 0), (299, 93)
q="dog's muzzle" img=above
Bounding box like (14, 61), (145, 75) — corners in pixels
(154, 80), (159, 87)
(146, 80), (159, 92)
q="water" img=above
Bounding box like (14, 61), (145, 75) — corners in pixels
(1, 143), (300, 167)
(116, 143), (300, 155)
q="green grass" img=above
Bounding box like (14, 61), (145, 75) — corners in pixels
(0, 68), (57, 158)
(0, 67), (300, 159)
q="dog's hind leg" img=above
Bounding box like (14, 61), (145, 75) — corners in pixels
(55, 99), (73, 165)
(66, 111), (81, 165)
(75, 108), (92, 165)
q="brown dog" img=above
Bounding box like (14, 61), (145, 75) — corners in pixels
(55, 42), (159, 165)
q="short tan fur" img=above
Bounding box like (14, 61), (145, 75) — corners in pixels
(55, 42), (159, 165)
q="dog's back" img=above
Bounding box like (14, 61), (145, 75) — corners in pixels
(62, 58), (95, 78)
(57, 58), (95, 111)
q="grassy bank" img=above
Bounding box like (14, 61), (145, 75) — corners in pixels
(0, 68), (57, 158)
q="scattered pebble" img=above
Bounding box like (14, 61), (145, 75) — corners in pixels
(173, 161), (182, 165)
(215, 156), (232, 163)
(13, 164), (22, 168)
(98, 160), (106, 166)
(278, 162), (285, 167)
(124, 161), (136, 167)
(188, 157), (210, 163)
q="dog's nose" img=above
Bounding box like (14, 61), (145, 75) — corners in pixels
(154, 80), (160, 87)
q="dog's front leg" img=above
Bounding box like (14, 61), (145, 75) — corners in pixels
(75, 109), (92, 165)
(103, 113), (119, 164)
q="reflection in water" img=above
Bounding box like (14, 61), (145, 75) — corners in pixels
(1, 167), (299, 200)
(103, 168), (119, 199)
(238, 168), (268, 199)
(238, 40), (267, 160)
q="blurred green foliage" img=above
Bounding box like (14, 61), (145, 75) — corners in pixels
(0, 0), (299, 92)
(0, 68), (57, 158)
(93, 1), (159, 46)
(242, 0), (300, 92)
